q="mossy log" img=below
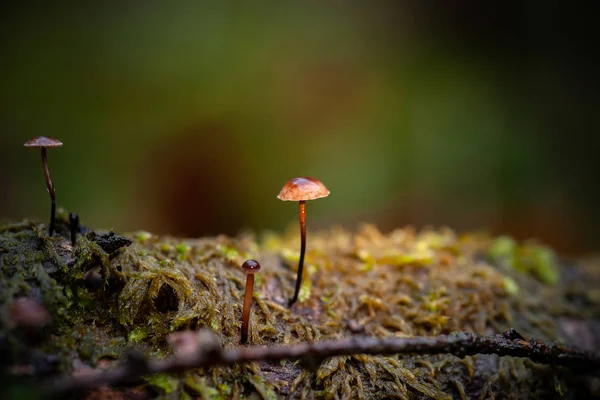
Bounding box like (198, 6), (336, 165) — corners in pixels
(1, 211), (599, 399)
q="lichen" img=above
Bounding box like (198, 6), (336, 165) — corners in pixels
(1, 217), (599, 399)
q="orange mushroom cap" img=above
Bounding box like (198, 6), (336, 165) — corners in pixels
(277, 177), (330, 201)
(24, 136), (63, 148)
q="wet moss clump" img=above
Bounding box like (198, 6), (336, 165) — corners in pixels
(1, 216), (599, 399)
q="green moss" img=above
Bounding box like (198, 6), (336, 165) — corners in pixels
(517, 244), (559, 285)
(136, 231), (153, 243)
(489, 236), (517, 259)
(175, 243), (191, 261)
(247, 374), (278, 400)
(0, 220), (597, 399)
(216, 244), (239, 262)
(128, 327), (149, 343)
(503, 276), (519, 295)
(298, 280), (311, 303)
(144, 373), (180, 394)
(489, 236), (560, 285)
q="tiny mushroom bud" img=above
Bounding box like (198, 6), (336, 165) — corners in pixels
(277, 177), (330, 307)
(240, 259), (261, 345)
(24, 136), (63, 237)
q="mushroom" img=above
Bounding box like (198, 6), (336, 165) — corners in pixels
(24, 136), (63, 236)
(240, 259), (261, 344)
(277, 177), (330, 306)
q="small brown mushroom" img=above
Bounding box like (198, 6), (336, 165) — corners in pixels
(240, 259), (261, 344)
(277, 177), (330, 306)
(24, 136), (63, 236)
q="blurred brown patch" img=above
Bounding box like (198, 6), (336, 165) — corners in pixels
(138, 122), (248, 237)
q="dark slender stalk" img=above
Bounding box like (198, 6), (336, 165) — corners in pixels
(44, 330), (600, 395)
(241, 274), (254, 344)
(41, 148), (56, 236)
(50, 200), (56, 237)
(289, 200), (306, 307)
(69, 213), (79, 246)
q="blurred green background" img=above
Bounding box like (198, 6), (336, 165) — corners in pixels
(1, 2), (598, 254)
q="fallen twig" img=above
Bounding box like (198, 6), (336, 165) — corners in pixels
(45, 329), (600, 395)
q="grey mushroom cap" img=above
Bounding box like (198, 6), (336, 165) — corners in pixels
(24, 136), (63, 148)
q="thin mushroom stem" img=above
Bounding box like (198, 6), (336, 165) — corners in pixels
(240, 274), (254, 344)
(289, 200), (306, 307)
(41, 147), (56, 236)
(69, 212), (79, 246)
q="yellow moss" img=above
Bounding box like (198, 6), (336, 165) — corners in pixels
(216, 244), (240, 263)
(135, 231), (152, 243)
(298, 280), (312, 303)
(503, 277), (519, 295)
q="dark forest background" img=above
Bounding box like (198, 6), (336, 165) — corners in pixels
(1, 2), (598, 255)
